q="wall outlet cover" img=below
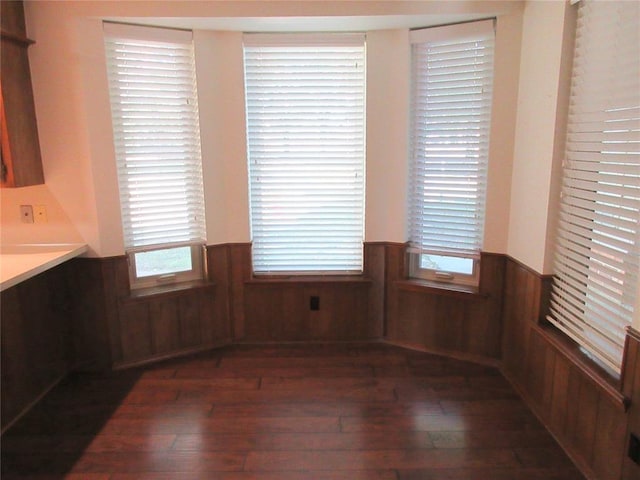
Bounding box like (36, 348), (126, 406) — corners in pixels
(20, 205), (34, 224)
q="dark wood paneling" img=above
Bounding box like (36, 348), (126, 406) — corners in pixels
(66, 258), (114, 370)
(501, 256), (631, 480)
(232, 242), (382, 342)
(119, 302), (152, 363)
(0, 1), (27, 35)
(69, 252), (231, 368)
(382, 243), (405, 340)
(243, 281), (372, 342)
(363, 243), (386, 337)
(386, 251), (505, 361)
(622, 328), (640, 479)
(206, 244), (232, 341)
(229, 244), (252, 340)
(1, 263), (73, 430)
(151, 298), (180, 354)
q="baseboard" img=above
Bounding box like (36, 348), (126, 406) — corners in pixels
(384, 339), (501, 368)
(112, 339), (233, 370)
(1, 372), (68, 436)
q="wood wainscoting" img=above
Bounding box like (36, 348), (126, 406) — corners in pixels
(623, 328), (640, 479)
(66, 243), (387, 371)
(384, 245), (506, 362)
(501, 256), (640, 480)
(69, 252), (232, 370)
(1, 261), (73, 431)
(218, 242), (384, 342)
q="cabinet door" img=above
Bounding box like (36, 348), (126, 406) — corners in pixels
(0, 36), (44, 187)
(0, 86), (14, 187)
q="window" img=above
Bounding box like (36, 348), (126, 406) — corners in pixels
(547, 0), (640, 375)
(104, 23), (206, 289)
(407, 20), (495, 287)
(243, 34), (366, 274)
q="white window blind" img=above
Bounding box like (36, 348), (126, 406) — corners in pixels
(547, 0), (640, 374)
(408, 20), (494, 260)
(104, 23), (206, 254)
(243, 34), (366, 274)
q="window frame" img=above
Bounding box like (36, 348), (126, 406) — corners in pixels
(406, 20), (495, 288)
(127, 243), (205, 290)
(104, 23), (207, 290)
(243, 33), (367, 276)
(408, 252), (480, 287)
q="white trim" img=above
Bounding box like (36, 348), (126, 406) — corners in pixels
(103, 21), (192, 44)
(243, 32), (365, 47)
(410, 18), (494, 44)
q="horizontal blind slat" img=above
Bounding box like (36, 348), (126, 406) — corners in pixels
(408, 22), (493, 259)
(244, 36), (365, 273)
(548, 0), (640, 375)
(105, 27), (206, 250)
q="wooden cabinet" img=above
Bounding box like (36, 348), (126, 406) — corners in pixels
(0, 0), (44, 187)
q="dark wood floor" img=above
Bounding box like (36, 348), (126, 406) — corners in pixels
(1, 342), (585, 479)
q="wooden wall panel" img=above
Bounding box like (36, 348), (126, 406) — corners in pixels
(501, 256), (631, 480)
(364, 243), (386, 337)
(382, 243), (405, 340)
(66, 252), (232, 369)
(66, 259), (113, 370)
(622, 329), (640, 479)
(386, 251), (505, 361)
(232, 242), (381, 343)
(242, 281), (372, 342)
(151, 298), (180, 354)
(206, 244), (232, 341)
(119, 302), (152, 363)
(179, 294), (202, 348)
(229, 244), (252, 340)
(1, 263), (73, 430)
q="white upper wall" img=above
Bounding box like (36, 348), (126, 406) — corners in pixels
(507, 0), (574, 274)
(17, 0), (524, 257)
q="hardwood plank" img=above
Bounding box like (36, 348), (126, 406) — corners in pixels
(172, 431), (433, 451)
(111, 472), (398, 480)
(397, 467), (585, 480)
(244, 448), (520, 471)
(1, 434), (176, 453)
(340, 412), (544, 433)
(1, 475), (110, 480)
(177, 386), (397, 403)
(428, 430), (556, 449)
(211, 401), (443, 418)
(109, 403), (212, 419)
(69, 452), (244, 473)
(439, 398), (532, 416)
(175, 365), (374, 379)
(219, 353), (407, 368)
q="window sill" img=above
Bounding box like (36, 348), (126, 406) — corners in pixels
(534, 321), (629, 412)
(122, 280), (215, 303)
(247, 275), (372, 285)
(395, 278), (487, 300)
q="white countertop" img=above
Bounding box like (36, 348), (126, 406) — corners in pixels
(0, 243), (88, 292)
